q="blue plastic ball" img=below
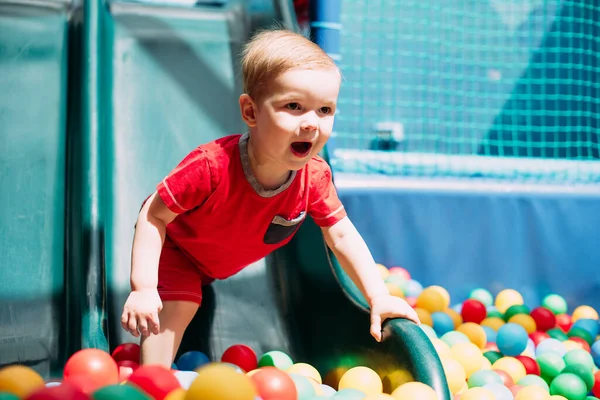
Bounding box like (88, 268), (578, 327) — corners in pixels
(431, 312), (455, 336)
(496, 323), (528, 356)
(176, 350), (210, 371)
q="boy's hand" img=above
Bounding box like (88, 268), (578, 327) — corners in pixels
(369, 295), (421, 342)
(121, 289), (163, 337)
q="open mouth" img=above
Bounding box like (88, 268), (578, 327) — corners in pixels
(290, 141), (313, 157)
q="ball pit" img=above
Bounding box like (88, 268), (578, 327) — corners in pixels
(2, 263), (600, 400)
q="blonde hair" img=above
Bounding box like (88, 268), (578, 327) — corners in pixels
(241, 29), (340, 101)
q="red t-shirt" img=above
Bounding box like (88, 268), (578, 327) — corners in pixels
(156, 134), (346, 280)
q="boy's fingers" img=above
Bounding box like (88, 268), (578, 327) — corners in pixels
(149, 312), (160, 335)
(128, 312), (139, 337)
(137, 315), (150, 337)
(370, 314), (382, 342)
(121, 310), (129, 331)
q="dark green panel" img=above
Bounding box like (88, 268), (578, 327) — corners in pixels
(0, 1), (70, 377)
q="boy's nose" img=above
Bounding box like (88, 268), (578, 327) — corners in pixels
(300, 112), (319, 131)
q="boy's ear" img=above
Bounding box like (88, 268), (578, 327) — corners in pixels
(239, 94), (257, 127)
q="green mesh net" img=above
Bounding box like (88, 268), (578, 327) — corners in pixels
(330, 0), (600, 182)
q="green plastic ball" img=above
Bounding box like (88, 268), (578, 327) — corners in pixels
(258, 350), (294, 370)
(517, 374), (550, 391)
(549, 373), (587, 400)
(543, 294), (568, 315)
(504, 304), (531, 322)
(547, 328), (570, 341)
(469, 288), (494, 307)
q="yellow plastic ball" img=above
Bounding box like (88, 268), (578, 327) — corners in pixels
(323, 366), (348, 389)
(416, 287), (446, 314)
(391, 382), (437, 400)
(456, 382), (468, 395)
(495, 289), (524, 314)
(308, 378), (323, 395)
(549, 396), (568, 400)
(186, 363), (257, 400)
(515, 385), (551, 400)
(431, 339), (452, 359)
(481, 317), (505, 331)
(429, 286), (451, 309)
(480, 356), (492, 370)
(444, 308), (463, 329)
(441, 357), (466, 394)
(382, 369), (414, 394)
(365, 394), (395, 400)
(338, 366), (383, 396)
(460, 387), (496, 400)
(377, 264), (390, 280)
(563, 339), (583, 351)
(165, 388), (187, 400)
(415, 308), (433, 327)
(450, 342), (484, 379)
(288, 362), (322, 384)
(386, 283), (405, 298)
(508, 314), (537, 334)
(572, 305), (599, 322)
(456, 322), (487, 349)
(492, 356), (527, 383)
(0, 365), (45, 398)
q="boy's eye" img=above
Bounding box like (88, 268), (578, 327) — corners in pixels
(286, 103), (300, 110)
(319, 106), (332, 114)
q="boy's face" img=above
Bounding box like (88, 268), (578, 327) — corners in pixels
(242, 67), (341, 172)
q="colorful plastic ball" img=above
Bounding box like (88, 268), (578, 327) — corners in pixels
(509, 314), (537, 334)
(548, 328), (570, 342)
(564, 349), (595, 370)
(386, 283), (405, 298)
(451, 342), (484, 379)
(0, 365), (45, 398)
(249, 367), (297, 400)
(457, 322), (487, 349)
(515, 385), (552, 400)
(461, 299), (487, 324)
(537, 352), (566, 381)
(486, 306), (504, 320)
(441, 331), (470, 347)
(176, 351), (210, 371)
(572, 306), (599, 322)
(173, 371), (199, 390)
(92, 384), (150, 400)
(569, 327), (594, 347)
(531, 307), (558, 332)
(338, 367), (382, 396)
(505, 305), (531, 322)
(187, 363), (257, 400)
(537, 338), (568, 357)
(562, 364), (594, 392)
(432, 338), (452, 359)
(459, 387), (496, 400)
(416, 287), (446, 313)
(220, 344), (257, 372)
(420, 324), (438, 341)
(572, 319), (599, 339)
(516, 355), (541, 375)
(492, 357), (527, 383)
(550, 373), (587, 400)
(444, 308), (463, 329)
(258, 351), (294, 370)
(321, 384), (336, 397)
(592, 370), (600, 397)
(0, 394), (19, 400)
(111, 343), (141, 363)
(385, 275), (409, 293)
(415, 308), (433, 327)
(469, 288), (494, 308)
(117, 360), (138, 382)
(467, 369), (502, 388)
(441, 357), (466, 394)
(388, 266), (411, 280)
(390, 382), (437, 399)
(402, 280), (422, 298)
(495, 289), (524, 314)
(381, 369), (413, 394)
(127, 365), (180, 400)
(333, 388), (367, 399)
(288, 363), (322, 384)
(64, 349), (119, 393)
(431, 312), (455, 336)
(557, 314), (574, 332)
(429, 286), (451, 308)
(482, 326), (497, 344)
(482, 383), (513, 400)
(406, 296), (417, 308)
(530, 331), (552, 346)
(26, 381), (89, 400)
(493, 369), (515, 386)
(517, 374), (550, 391)
(164, 389), (186, 400)
(483, 350), (503, 365)
(570, 337), (591, 352)
(497, 323), (529, 356)
(543, 294), (568, 315)
(591, 341), (600, 368)
(481, 317), (505, 331)
(289, 373), (316, 400)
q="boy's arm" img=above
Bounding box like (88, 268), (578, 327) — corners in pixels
(321, 216), (420, 341)
(122, 192), (178, 337)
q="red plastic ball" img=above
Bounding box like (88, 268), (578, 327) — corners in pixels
(494, 369), (515, 387)
(63, 349), (119, 393)
(556, 313), (573, 332)
(388, 266), (411, 280)
(461, 299), (487, 324)
(63, 374), (102, 395)
(529, 331), (551, 346)
(111, 343), (141, 363)
(26, 382), (89, 400)
(127, 365), (180, 400)
(570, 336), (591, 352)
(250, 367), (297, 400)
(221, 344), (258, 372)
(406, 297), (417, 308)
(530, 307), (556, 332)
(593, 370), (600, 397)
(515, 355), (540, 376)
(117, 360), (139, 382)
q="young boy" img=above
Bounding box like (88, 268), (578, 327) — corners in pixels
(121, 29), (420, 366)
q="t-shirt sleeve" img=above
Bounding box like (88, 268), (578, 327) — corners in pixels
(156, 147), (214, 214)
(308, 159), (347, 227)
